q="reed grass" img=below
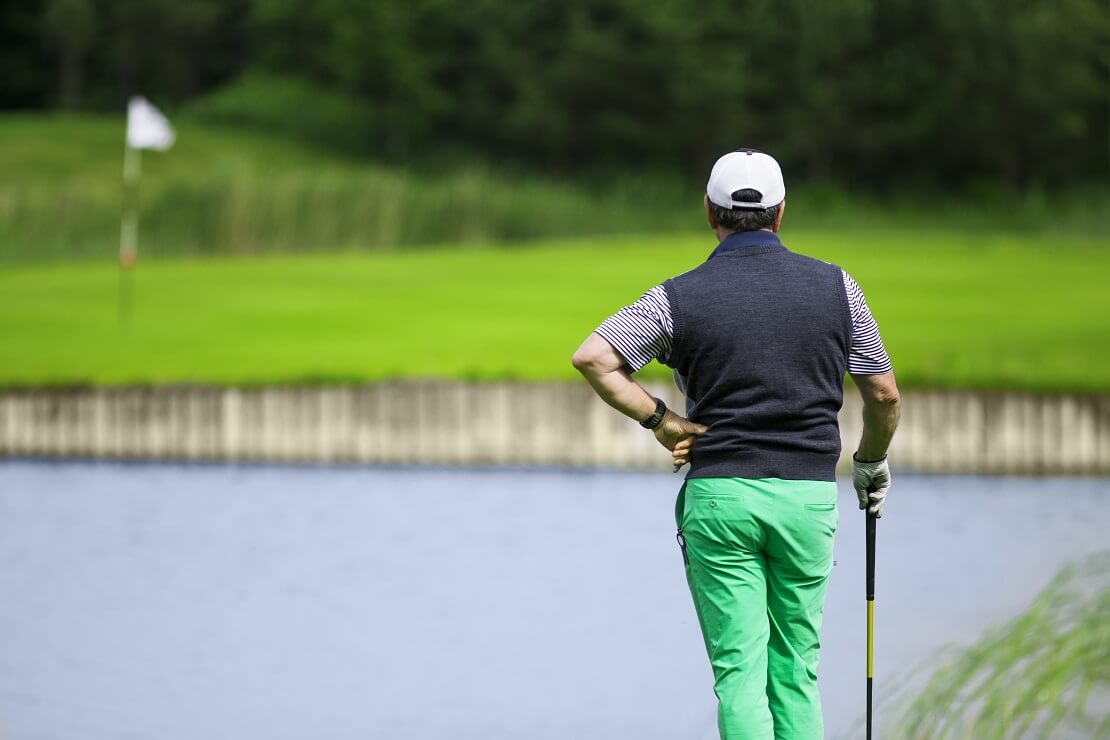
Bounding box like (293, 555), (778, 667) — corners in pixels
(893, 552), (1110, 739)
(2, 114), (1107, 264)
(0, 114), (698, 262)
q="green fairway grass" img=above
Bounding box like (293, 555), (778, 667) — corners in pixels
(2, 229), (1107, 391)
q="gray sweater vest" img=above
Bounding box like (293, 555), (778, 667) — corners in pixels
(663, 232), (851, 481)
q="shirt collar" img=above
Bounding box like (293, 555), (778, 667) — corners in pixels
(707, 230), (783, 260)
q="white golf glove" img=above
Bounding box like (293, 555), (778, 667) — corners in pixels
(852, 454), (891, 518)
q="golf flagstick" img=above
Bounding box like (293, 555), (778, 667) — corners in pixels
(865, 491), (878, 739)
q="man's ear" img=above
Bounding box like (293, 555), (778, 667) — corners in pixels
(771, 199), (786, 233)
(704, 195), (718, 230)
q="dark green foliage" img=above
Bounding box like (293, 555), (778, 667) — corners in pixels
(0, 2), (51, 108)
(4, 0), (1108, 187)
(183, 74), (377, 154)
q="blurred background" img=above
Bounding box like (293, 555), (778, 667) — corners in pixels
(1, 1), (1108, 738)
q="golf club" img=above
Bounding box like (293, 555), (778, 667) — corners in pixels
(865, 488), (878, 740)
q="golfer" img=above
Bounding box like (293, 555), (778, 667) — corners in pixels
(571, 149), (900, 739)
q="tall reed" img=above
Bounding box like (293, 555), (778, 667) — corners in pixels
(893, 552), (1110, 739)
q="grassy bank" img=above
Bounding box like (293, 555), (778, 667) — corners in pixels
(2, 114), (1108, 263)
(2, 230), (1108, 390)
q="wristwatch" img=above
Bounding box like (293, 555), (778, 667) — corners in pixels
(640, 397), (667, 429)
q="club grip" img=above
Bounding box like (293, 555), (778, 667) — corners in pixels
(865, 484), (877, 601)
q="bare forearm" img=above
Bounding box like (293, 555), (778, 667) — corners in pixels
(572, 331), (706, 461)
(579, 364), (657, 423)
(852, 372), (901, 461)
(571, 332), (657, 423)
(856, 396), (900, 460)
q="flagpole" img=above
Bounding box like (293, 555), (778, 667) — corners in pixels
(118, 96), (173, 328)
(118, 143), (141, 328)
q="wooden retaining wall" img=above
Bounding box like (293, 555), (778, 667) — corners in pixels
(0, 383), (1107, 474)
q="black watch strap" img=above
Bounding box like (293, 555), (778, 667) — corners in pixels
(640, 397), (667, 429)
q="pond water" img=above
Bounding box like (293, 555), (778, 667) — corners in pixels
(0, 462), (1107, 739)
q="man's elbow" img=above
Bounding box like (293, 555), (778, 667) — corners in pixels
(571, 347), (601, 374)
(872, 386), (900, 407)
(855, 372), (901, 408)
(573, 333), (624, 377)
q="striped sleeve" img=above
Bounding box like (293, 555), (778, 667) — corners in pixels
(594, 285), (674, 372)
(842, 270), (893, 375)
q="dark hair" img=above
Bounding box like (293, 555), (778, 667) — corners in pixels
(709, 188), (780, 232)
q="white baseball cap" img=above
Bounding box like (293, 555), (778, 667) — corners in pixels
(706, 149), (785, 210)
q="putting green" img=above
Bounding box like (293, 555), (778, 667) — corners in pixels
(1, 229), (1107, 390)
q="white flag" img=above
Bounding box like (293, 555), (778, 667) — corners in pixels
(126, 96), (175, 151)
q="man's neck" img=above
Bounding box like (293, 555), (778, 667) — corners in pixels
(715, 226), (775, 242)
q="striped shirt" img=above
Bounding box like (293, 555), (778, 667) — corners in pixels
(595, 270), (892, 375)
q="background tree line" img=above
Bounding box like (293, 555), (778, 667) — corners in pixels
(3, 0), (1108, 188)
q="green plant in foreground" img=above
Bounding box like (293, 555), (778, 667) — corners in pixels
(894, 552), (1110, 739)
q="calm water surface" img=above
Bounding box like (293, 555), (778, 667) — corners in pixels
(0, 462), (1107, 739)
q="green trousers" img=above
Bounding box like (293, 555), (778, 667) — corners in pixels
(675, 477), (838, 740)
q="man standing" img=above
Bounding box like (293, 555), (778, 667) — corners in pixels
(571, 150), (900, 739)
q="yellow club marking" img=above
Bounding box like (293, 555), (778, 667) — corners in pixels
(867, 600), (875, 678)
